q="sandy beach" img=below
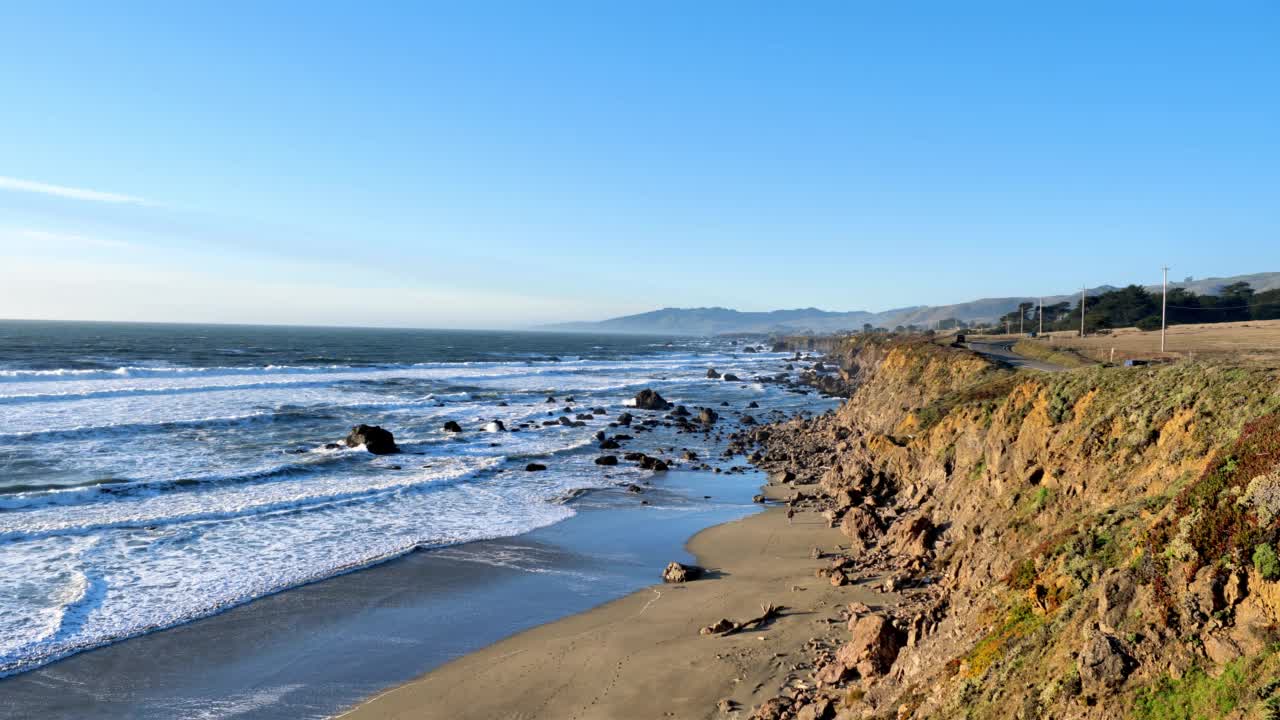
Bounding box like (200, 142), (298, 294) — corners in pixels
(341, 483), (894, 720)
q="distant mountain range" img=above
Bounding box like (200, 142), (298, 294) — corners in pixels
(544, 272), (1280, 336)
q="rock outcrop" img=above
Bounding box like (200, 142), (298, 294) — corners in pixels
(344, 424), (399, 454)
(662, 561), (704, 583)
(634, 389), (671, 410)
(836, 614), (901, 678)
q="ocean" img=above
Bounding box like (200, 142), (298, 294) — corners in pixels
(0, 320), (833, 686)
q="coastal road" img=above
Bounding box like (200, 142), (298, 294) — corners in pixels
(965, 341), (1069, 372)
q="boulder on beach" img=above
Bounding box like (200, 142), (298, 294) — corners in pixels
(671, 405), (690, 417)
(344, 424), (400, 455)
(698, 408), (718, 425)
(836, 614), (902, 678)
(442, 421), (463, 433)
(662, 561), (704, 583)
(634, 389), (671, 410)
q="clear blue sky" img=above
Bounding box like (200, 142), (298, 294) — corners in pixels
(1, 2), (1277, 328)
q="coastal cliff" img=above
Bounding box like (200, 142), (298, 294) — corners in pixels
(748, 335), (1280, 719)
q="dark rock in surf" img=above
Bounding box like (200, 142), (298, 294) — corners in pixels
(345, 424), (400, 454)
(698, 408), (719, 425)
(525, 463), (548, 472)
(617, 412), (634, 426)
(442, 421), (463, 433)
(640, 456), (669, 472)
(595, 455), (619, 466)
(722, 374), (741, 382)
(634, 389), (671, 411)
(706, 368), (721, 379)
(599, 438), (621, 449)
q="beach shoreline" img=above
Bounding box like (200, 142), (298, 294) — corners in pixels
(0, 470), (785, 720)
(339, 480), (894, 720)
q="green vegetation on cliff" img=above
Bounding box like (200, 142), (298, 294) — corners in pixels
(778, 334), (1280, 719)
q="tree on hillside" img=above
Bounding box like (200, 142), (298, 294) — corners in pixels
(1041, 302), (1071, 325)
(1251, 288), (1280, 320)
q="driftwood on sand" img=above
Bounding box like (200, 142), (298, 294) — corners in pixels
(699, 603), (784, 636)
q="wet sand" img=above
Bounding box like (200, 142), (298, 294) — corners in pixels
(342, 484), (894, 720)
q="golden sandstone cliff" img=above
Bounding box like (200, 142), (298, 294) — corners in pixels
(743, 335), (1280, 719)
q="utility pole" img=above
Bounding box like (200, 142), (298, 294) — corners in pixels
(1161, 265), (1169, 353)
(1080, 286), (1087, 338)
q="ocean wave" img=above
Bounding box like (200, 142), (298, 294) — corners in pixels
(0, 354), (658, 384)
(0, 396), (449, 442)
(0, 377), (359, 405)
(0, 364), (367, 383)
(0, 452), (365, 510)
(0, 483), (576, 680)
(0, 457), (503, 543)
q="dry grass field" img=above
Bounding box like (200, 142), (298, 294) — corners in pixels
(972, 319), (1280, 365)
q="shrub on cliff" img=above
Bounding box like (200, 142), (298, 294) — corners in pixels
(1254, 543), (1280, 581)
(1171, 412), (1280, 570)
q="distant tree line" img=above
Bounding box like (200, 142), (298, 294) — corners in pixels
(993, 282), (1280, 334)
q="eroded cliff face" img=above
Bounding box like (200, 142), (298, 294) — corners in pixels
(749, 336), (1280, 719)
